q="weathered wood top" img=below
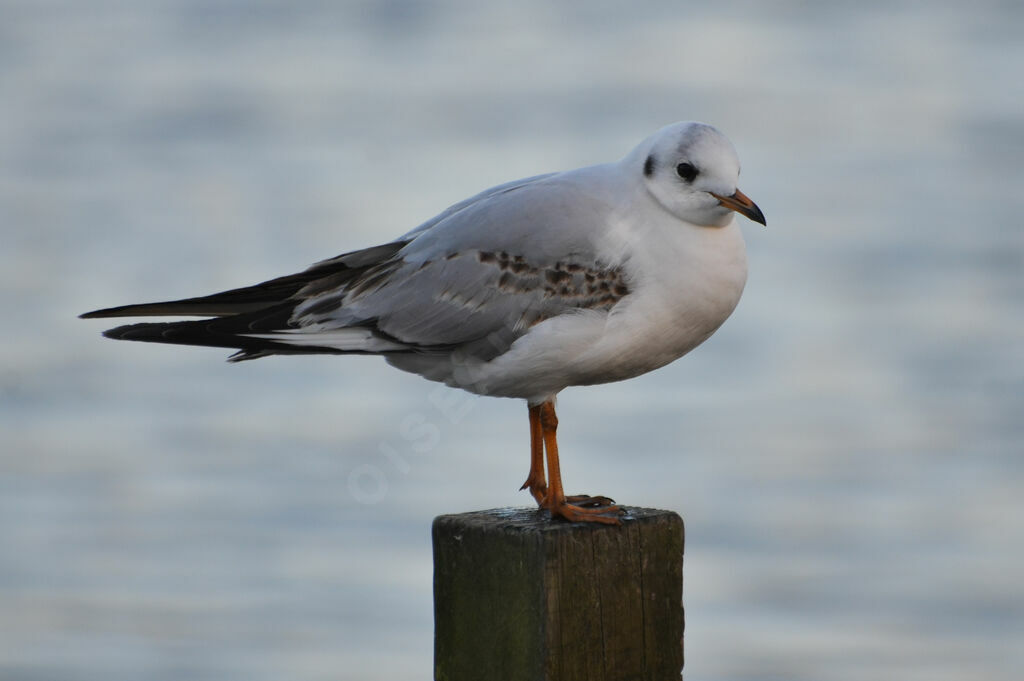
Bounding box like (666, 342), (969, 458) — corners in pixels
(433, 506), (684, 681)
(434, 505), (682, 533)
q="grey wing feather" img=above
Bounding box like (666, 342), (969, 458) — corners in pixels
(293, 171), (631, 358)
(397, 172), (557, 241)
(82, 168), (631, 363)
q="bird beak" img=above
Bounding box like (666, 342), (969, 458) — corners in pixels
(711, 188), (766, 226)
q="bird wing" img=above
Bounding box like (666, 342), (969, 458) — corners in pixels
(279, 169), (632, 359)
(83, 168), (632, 361)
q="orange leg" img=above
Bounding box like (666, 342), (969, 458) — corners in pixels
(537, 401), (622, 525)
(519, 404), (548, 505)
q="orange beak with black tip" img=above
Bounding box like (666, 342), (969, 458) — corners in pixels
(711, 188), (766, 226)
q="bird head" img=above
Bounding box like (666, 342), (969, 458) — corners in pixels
(637, 121), (766, 228)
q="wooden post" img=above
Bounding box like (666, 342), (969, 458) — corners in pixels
(433, 506), (684, 681)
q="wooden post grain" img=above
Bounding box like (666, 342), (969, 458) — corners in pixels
(433, 507), (684, 681)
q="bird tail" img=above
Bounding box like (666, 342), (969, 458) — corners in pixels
(80, 240), (412, 361)
(94, 304), (321, 362)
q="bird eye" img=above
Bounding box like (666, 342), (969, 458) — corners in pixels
(675, 162), (698, 182)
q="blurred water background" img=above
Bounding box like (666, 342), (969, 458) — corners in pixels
(2, 1), (1022, 679)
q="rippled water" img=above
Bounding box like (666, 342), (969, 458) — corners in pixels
(2, 2), (1022, 679)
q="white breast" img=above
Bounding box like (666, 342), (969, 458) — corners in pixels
(571, 215), (748, 384)
(436, 214), (748, 403)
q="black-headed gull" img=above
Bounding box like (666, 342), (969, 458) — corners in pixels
(82, 121), (765, 524)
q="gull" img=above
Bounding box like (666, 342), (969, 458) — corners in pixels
(81, 121), (765, 524)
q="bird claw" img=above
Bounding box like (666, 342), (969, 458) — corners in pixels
(520, 478), (548, 506)
(564, 494), (616, 508)
(548, 498), (624, 525)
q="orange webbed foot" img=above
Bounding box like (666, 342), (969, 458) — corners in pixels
(564, 494), (616, 508)
(548, 498), (624, 525)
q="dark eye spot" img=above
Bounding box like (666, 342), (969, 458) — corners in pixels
(643, 155), (655, 177)
(675, 162), (698, 183)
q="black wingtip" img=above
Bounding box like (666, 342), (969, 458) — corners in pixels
(78, 303), (195, 319)
(100, 323), (150, 341)
(79, 305), (143, 319)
